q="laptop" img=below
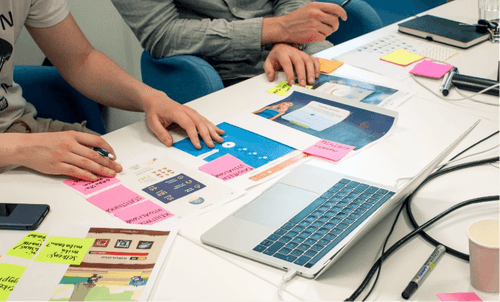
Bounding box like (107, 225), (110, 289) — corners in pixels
(201, 120), (479, 278)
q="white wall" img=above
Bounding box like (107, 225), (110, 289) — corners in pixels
(14, 0), (146, 132)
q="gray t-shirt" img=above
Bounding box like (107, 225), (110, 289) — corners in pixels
(111, 0), (333, 81)
(0, 0), (69, 133)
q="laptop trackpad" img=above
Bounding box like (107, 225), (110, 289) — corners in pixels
(234, 183), (318, 229)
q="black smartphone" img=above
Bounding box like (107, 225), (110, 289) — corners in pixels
(0, 203), (50, 230)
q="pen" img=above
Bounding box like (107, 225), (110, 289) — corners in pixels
(341, 0), (352, 7)
(442, 67), (458, 96)
(402, 245), (446, 300)
(93, 147), (115, 160)
(439, 70), (451, 92)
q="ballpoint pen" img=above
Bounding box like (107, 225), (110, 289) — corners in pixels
(93, 147), (115, 159)
(341, 0), (352, 8)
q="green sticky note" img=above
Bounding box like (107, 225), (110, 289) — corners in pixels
(6, 232), (47, 259)
(267, 81), (292, 95)
(0, 263), (26, 301)
(34, 236), (94, 265)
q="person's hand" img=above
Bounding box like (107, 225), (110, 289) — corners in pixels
(17, 131), (122, 181)
(273, 2), (347, 45)
(264, 43), (320, 87)
(142, 92), (224, 149)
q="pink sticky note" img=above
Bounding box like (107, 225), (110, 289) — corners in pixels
(113, 200), (174, 225)
(436, 292), (483, 301)
(63, 177), (120, 195)
(409, 59), (454, 79)
(303, 139), (355, 162)
(199, 154), (254, 181)
(87, 184), (144, 213)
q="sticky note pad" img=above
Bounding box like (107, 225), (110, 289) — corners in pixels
(380, 49), (424, 66)
(199, 154), (254, 181)
(409, 59), (454, 79)
(0, 263), (26, 301)
(303, 139), (355, 162)
(35, 236), (94, 265)
(318, 58), (344, 73)
(113, 200), (174, 225)
(6, 232), (47, 259)
(267, 81), (292, 96)
(87, 184), (144, 213)
(63, 176), (120, 195)
(436, 292), (483, 301)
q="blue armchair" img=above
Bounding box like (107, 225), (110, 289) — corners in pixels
(13, 65), (107, 134)
(140, 0), (383, 104)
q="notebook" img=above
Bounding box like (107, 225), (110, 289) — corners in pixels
(201, 120), (479, 278)
(398, 15), (490, 49)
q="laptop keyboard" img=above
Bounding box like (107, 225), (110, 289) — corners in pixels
(252, 178), (395, 268)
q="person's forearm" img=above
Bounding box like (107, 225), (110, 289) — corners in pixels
(0, 133), (25, 167)
(261, 17), (287, 46)
(60, 49), (159, 112)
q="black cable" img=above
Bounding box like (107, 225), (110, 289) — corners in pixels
(436, 131), (499, 172)
(345, 195), (498, 301)
(362, 201), (406, 301)
(345, 157), (500, 301)
(405, 157), (499, 261)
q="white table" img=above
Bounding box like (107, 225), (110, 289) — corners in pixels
(1, 0), (499, 301)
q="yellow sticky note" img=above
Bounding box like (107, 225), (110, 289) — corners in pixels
(6, 232), (47, 259)
(0, 263), (26, 301)
(318, 58), (344, 73)
(35, 236), (94, 265)
(267, 81), (292, 95)
(380, 49), (424, 66)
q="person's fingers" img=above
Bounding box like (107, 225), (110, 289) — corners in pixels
(63, 152), (118, 179)
(276, 53), (295, 86)
(173, 113), (202, 149)
(290, 53), (307, 87)
(72, 143), (123, 173)
(313, 57), (321, 78)
(264, 59), (277, 82)
(147, 115), (174, 147)
(58, 162), (100, 182)
(316, 3), (347, 21)
(73, 131), (119, 161)
(302, 55), (317, 85)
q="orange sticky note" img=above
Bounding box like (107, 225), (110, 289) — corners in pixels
(318, 58), (344, 73)
(380, 49), (424, 66)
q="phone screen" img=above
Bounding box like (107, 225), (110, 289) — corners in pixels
(0, 203), (18, 217)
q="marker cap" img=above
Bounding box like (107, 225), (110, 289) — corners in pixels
(402, 281), (418, 299)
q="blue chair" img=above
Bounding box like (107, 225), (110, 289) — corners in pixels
(13, 65), (107, 134)
(140, 52), (224, 104)
(140, 0), (383, 103)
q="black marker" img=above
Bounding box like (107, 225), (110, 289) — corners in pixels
(341, 0), (352, 7)
(93, 147), (115, 159)
(402, 245), (446, 300)
(442, 67), (458, 96)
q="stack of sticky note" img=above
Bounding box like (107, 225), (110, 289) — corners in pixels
(380, 48), (424, 66)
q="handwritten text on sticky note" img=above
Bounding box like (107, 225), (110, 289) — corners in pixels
(63, 177), (120, 195)
(436, 292), (483, 301)
(87, 184), (144, 213)
(199, 154), (254, 181)
(6, 232), (47, 259)
(0, 263), (26, 301)
(113, 200), (174, 225)
(35, 236), (94, 265)
(303, 140), (355, 162)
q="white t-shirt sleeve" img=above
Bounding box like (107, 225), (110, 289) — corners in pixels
(25, 0), (70, 28)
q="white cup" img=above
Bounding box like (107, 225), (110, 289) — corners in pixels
(478, 0), (500, 21)
(467, 219), (499, 293)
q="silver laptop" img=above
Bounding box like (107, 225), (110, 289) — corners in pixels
(201, 120), (479, 278)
